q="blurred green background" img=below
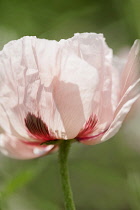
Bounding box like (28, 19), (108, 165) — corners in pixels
(0, 0), (140, 209)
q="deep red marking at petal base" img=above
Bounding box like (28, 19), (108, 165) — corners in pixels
(76, 114), (108, 141)
(24, 113), (54, 144)
(77, 129), (107, 141)
(77, 114), (98, 138)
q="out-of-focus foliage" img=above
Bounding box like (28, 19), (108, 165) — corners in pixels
(0, 0), (140, 209)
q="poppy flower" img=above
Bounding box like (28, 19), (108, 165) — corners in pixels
(0, 33), (139, 159)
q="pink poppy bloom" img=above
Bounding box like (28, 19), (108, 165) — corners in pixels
(0, 33), (139, 159)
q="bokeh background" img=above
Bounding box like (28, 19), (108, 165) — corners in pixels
(0, 0), (140, 209)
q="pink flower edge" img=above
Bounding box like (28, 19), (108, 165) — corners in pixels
(0, 134), (57, 159)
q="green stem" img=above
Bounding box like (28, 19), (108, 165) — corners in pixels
(58, 140), (76, 210)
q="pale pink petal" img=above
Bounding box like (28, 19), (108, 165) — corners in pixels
(63, 33), (112, 69)
(50, 33), (113, 139)
(0, 37), (39, 138)
(24, 34), (99, 139)
(120, 40), (140, 97)
(71, 34), (117, 128)
(101, 79), (140, 142)
(100, 41), (140, 142)
(69, 34), (118, 136)
(51, 54), (99, 139)
(0, 133), (56, 159)
(93, 65), (114, 128)
(80, 40), (140, 145)
(0, 36), (60, 140)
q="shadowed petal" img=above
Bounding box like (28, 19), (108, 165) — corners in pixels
(51, 54), (99, 139)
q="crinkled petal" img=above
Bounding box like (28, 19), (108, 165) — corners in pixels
(0, 36), (60, 139)
(0, 133), (56, 159)
(0, 35), (99, 140)
(64, 33), (112, 69)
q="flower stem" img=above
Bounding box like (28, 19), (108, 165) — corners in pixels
(58, 140), (76, 210)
